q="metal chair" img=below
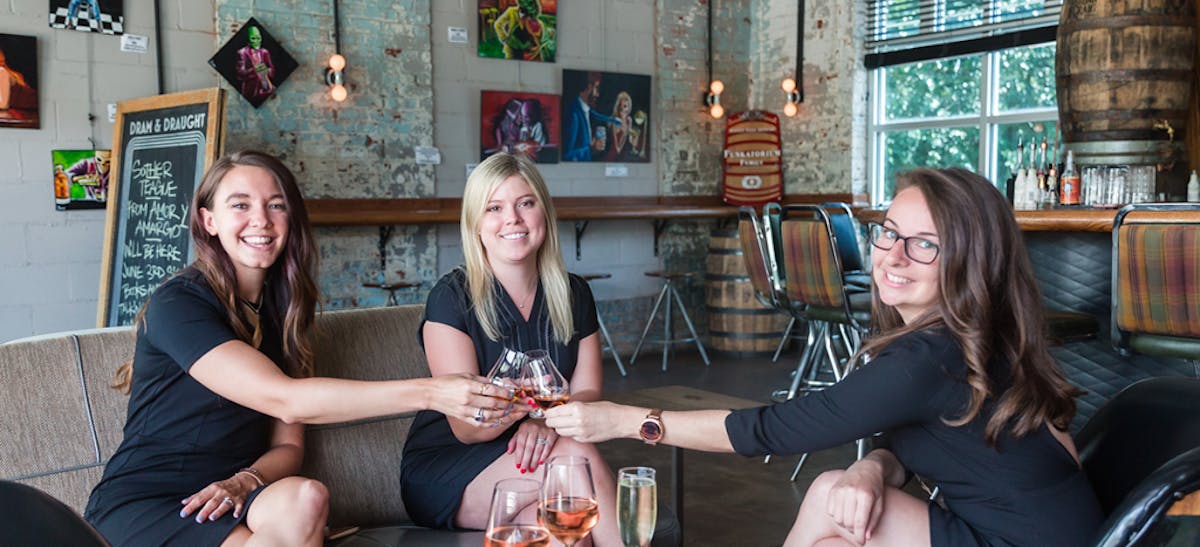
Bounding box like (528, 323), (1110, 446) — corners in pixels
(579, 273), (627, 376)
(1111, 203), (1200, 376)
(736, 206), (798, 361)
(630, 271), (711, 372)
(0, 481), (110, 546)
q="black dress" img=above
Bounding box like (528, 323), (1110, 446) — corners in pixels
(84, 268), (281, 546)
(725, 328), (1104, 547)
(400, 268), (599, 529)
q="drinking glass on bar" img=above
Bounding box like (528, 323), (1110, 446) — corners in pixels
(486, 478), (551, 547)
(617, 467), (657, 547)
(539, 456), (599, 547)
(523, 349), (570, 419)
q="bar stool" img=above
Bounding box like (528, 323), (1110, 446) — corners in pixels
(362, 280), (421, 306)
(630, 271), (711, 372)
(579, 273), (628, 377)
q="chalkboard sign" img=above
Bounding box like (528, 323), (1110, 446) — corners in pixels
(98, 88), (225, 327)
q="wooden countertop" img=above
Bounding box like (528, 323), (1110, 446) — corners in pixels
(857, 207), (1200, 233)
(307, 193), (856, 226)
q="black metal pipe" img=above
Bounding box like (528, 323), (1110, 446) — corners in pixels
(333, 0), (341, 53)
(796, 0), (804, 103)
(154, 0), (164, 94)
(706, 0), (713, 85)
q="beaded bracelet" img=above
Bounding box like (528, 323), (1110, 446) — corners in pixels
(237, 467), (267, 487)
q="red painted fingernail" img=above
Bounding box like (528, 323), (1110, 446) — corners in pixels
(538, 459), (544, 465)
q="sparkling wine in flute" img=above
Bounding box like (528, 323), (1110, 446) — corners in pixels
(617, 467), (657, 547)
(539, 497), (600, 545)
(484, 525), (551, 547)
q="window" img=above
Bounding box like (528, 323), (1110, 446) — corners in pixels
(865, 0), (1061, 202)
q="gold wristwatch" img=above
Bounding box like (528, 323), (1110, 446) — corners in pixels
(638, 408), (664, 445)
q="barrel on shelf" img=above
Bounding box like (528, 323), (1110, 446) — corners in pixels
(1055, 0), (1195, 166)
(705, 230), (789, 356)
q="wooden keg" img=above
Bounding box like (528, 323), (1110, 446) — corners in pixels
(1056, 0), (1195, 164)
(705, 229), (789, 356)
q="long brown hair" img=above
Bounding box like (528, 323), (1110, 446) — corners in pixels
(114, 151), (320, 391)
(860, 168), (1081, 444)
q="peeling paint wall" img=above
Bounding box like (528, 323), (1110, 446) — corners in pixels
(216, 0), (438, 309)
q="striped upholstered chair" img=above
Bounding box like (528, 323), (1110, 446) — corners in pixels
(1112, 203), (1200, 376)
(736, 206), (795, 361)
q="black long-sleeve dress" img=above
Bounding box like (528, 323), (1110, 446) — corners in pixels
(400, 268), (598, 529)
(725, 328), (1103, 547)
(84, 268), (278, 546)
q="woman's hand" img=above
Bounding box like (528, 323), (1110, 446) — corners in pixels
(508, 418), (558, 474)
(424, 373), (515, 426)
(179, 473), (258, 523)
(826, 459), (887, 545)
(543, 401), (638, 443)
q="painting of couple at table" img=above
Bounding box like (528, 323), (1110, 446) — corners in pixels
(0, 34), (39, 130)
(561, 69), (651, 163)
(480, 90), (561, 164)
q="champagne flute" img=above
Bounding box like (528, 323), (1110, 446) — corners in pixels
(488, 348), (528, 404)
(523, 349), (569, 419)
(486, 478), (552, 547)
(617, 467), (657, 547)
(539, 456), (599, 547)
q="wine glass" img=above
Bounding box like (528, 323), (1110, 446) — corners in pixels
(485, 478), (551, 547)
(539, 456), (599, 547)
(487, 348), (528, 404)
(617, 467), (657, 547)
(522, 349), (569, 419)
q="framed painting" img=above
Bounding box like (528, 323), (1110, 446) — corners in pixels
(481, 90), (560, 163)
(561, 69), (651, 163)
(478, 0), (556, 62)
(52, 149), (111, 210)
(49, 0), (125, 35)
(0, 33), (39, 129)
(208, 17), (298, 108)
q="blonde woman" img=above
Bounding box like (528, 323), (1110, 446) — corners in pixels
(400, 153), (619, 544)
(0, 47), (36, 111)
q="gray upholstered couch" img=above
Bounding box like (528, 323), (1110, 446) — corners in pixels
(0, 305), (485, 545)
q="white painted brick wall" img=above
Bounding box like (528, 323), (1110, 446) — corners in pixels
(0, 0), (216, 343)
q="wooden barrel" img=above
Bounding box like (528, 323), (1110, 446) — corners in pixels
(1056, 0), (1195, 163)
(705, 230), (789, 356)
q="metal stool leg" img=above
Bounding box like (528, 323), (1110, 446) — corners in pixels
(772, 317), (796, 363)
(661, 281), (673, 372)
(595, 313), (627, 376)
(669, 284), (709, 366)
(630, 282), (670, 365)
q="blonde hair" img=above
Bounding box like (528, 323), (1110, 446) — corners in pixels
(461, 153), (573, 343)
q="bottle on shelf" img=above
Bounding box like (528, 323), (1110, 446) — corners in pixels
(1188, 170), (1199, 202)
(1059, 150), (1080, 206)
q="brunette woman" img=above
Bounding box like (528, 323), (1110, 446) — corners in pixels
(84, 151), (503, 546)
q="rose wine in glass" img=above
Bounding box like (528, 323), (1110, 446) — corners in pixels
(485, 478), (551, 547)
(539, 456), (599, 547)
(617, 467), (657, 547)
(523, 349), (569, 418)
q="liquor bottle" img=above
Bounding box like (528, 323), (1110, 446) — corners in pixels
(1036, 138), (1052, 209)
(1059, 150), (1080, 206)
(1188, 170), (1199, 202)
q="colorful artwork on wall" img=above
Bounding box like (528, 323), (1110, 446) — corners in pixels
(48, 0), (125, 35)
(560, 69), (651, 163)
(52, 149), (110, 210)
(722, 110), (783, 206)
(208, 18), (298, 108)
(477, 0), (557, 62)
(0, 33), (39, 129)
(481, 90), (561, 164)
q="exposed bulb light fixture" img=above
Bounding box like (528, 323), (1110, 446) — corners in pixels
(706, 79), (725, 119)
(326, 54), (347, 102)
(781, 77), (800, 117)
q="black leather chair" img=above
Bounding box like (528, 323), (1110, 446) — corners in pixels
(1075, 377), (1200, 546)
(0, 480), (110, 546)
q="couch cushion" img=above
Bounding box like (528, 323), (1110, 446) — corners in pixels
(313, 305), (430, 381)
(74, 328), (135, 461)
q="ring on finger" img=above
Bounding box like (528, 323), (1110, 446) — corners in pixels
(474, 407), (486, 422)
(221, 496), (234, 506)
(535, 438), (548, 446)
(479, 383), (489, 396)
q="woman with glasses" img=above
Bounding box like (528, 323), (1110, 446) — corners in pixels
(546, 168), (1102, 547)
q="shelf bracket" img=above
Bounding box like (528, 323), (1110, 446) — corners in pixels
(653, 219), (668, 256)
(574, 220), (590, 261)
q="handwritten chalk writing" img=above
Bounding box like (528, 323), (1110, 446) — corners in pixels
(121, 263), (143, 281)
(130, 159), (174, 186)
(134, 218), (187, 239)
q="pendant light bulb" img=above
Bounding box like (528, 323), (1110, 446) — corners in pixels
(709, 79), (725, 95)
(329, 53), (346, 72)
(710, 103), (725, 119)
(330, 83), (348, 102)
(783, 101), (798, 117)
(781, 77), (796, 94)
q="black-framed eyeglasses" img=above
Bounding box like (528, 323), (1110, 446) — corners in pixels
(867, 222), (940, 264)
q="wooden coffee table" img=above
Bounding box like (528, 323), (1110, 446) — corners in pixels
(609, 385), (764, 539)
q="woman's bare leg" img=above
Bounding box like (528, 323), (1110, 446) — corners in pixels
(785, 470), (930, 547)
(220, 477), (329, 547)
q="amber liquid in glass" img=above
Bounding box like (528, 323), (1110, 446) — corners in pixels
(484, 525), (551, 547)
(539, 497), (599, 545)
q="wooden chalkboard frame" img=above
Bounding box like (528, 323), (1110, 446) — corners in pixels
(97, 88), (225, 327)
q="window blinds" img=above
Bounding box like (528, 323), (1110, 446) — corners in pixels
(864, 0), (1062, 68)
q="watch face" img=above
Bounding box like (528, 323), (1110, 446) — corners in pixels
(640, 420), (662, 440)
